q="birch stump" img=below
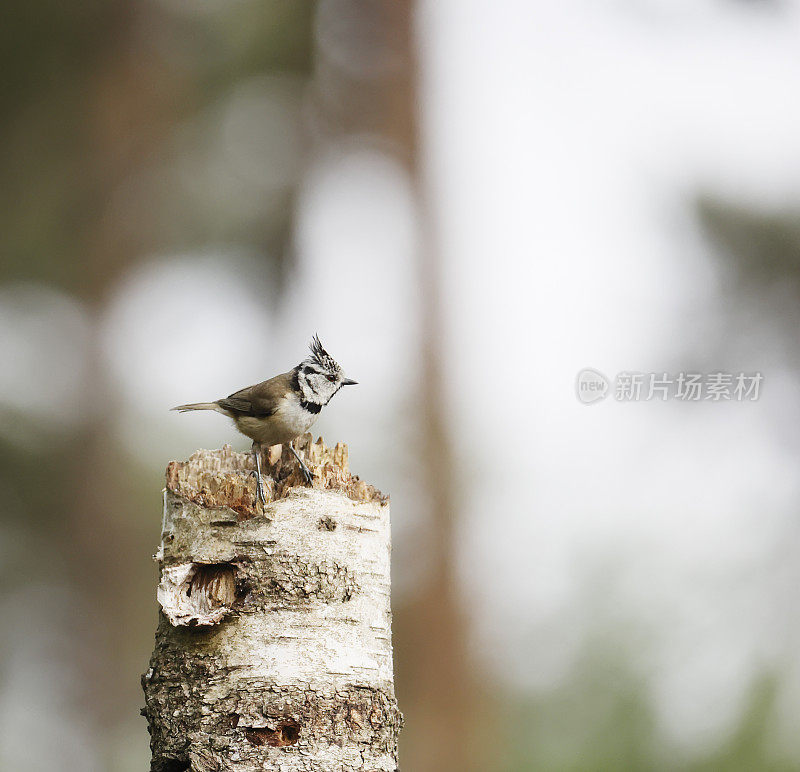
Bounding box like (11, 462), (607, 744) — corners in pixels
(141, 435), (401, 772)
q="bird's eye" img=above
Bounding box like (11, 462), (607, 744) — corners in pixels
(326, 374), (337, 382)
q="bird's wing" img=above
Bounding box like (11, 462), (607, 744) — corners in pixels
(215, 396), (255, 415)
(217, 371), (294, 418)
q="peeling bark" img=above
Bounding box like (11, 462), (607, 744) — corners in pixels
(142, 436), (401, 771)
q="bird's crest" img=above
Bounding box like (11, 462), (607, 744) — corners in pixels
(306, 334), (341, 374)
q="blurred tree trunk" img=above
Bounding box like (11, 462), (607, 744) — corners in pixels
(390, 4), (484, 771)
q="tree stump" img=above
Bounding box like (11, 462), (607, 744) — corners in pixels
(141, 435), (401, 771)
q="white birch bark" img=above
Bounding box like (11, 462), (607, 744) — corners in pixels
(141, 436), (401, 772)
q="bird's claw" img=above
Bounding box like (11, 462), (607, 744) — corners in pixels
(298, 462), (314, 485)
(250, 469), (267, 504)
(288, 444), (314, 486)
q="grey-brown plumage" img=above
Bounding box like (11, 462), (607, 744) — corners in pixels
(173, 336), (356, 502)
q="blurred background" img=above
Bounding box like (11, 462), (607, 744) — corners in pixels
(3, 0), (800, 769)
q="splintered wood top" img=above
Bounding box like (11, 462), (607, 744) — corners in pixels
(165, 434), (387, 518)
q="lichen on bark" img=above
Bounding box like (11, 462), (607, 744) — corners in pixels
(142, 436), (401, 771)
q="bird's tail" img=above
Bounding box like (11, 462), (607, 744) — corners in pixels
(171, 402), (221, 413)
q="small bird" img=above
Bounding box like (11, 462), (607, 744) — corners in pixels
(172, 335), (357, 503)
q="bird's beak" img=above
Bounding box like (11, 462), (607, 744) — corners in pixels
(342, 377), (358, 386)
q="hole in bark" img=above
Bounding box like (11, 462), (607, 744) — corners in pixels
(235, 576), (252, 602)
(189, 564), (237, 604)
(244, 721), (300, 747)
(159, 758), (190, 772)
(158, 562), (239, 627)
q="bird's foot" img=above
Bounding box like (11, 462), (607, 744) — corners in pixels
(251, 442), (267, 504)
(250, 469), (267, 504)
(288, 444), (314, 485)
(297, 460), (314, 485)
